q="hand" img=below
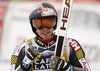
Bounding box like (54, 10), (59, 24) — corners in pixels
(22, 46), (41, 69)
(25, 46), (41, 61)
(49, 55), (68, 71)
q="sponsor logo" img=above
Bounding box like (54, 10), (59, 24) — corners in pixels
(57, 60), (63, 70)
(49, 40), (55, 45)
(82, 61), (89, 71)
(79, 58), (90, 71)
(22, 57), (32, 68)
(33, 57), (50, 69)
(37, 40), (44, 46)
(37, 6), (48, 13)
(69, 39), (81, 51)
(41, 52), (53, 56)
(27, 51), (34, 59)
(60, 0), (70, 30)
(27, 39), (32, 44)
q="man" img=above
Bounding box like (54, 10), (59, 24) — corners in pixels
(10, 2), (91, 71)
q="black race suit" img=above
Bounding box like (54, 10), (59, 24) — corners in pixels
(10, 35), (91, 71)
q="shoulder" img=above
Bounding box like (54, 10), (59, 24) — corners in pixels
(68, 38), (85, 59)
(68, 38), (82, 52)
(12, 37), (36, 56)
(26, 36), (37, 44)
(12, 41), (26, 56)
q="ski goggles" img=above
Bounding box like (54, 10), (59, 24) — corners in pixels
(32, 17), (56, 30)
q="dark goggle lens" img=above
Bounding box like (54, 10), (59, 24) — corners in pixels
(32, 17), (56, 29)
(37, 26), (53, 30)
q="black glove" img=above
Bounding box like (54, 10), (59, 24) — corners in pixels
(22, 46), (41, 69)
(25, 46), (41, 61)
(49, 55), (70, 71)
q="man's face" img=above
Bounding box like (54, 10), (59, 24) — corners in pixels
(37, 27), (53, 40)
(33, 17), (56, 40)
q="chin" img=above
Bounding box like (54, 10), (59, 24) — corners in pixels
(41, 34), (51, 40)
(43, 37), (49, 40)
(42, 36), (50, 40)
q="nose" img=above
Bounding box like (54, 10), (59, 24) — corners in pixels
(43, 27), (48, 30)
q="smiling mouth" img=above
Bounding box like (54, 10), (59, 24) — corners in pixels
(42, 32), (49, 35)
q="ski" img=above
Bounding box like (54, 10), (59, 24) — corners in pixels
(54, 0), (73, 57)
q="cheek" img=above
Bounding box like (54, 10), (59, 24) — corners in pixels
(37, 30), (41, 35)
(50, 28), (53, 33)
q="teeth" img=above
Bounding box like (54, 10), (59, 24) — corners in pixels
(43, 32), (48, 34)
(44, 33), (48, 34)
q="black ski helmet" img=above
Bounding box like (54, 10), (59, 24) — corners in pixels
(29, 2), (58, 36)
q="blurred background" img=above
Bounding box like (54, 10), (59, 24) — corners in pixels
(0, 0), (100, 71)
